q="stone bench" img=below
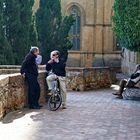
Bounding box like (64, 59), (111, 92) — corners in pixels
(122, 88), (140, 100)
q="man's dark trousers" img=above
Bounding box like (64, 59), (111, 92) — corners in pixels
(26, 73), (40, 107)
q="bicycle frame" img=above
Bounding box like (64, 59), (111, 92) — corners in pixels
(47, 78), (62, 111)
(52, 78), (60, 93)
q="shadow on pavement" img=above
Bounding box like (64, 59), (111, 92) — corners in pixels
(1, 108), (40, 124)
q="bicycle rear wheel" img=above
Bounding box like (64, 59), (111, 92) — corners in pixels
(48, 93), (62, 111)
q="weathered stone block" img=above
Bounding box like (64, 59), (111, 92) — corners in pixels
(0, 71), (47, 120)
(66, 67), (113, 91)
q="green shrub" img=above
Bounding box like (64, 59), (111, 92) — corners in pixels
(112, 0), (140, 52)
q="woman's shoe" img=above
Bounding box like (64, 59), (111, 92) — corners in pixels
(116, 95), (123, 99)
(112, 92), (121, 96)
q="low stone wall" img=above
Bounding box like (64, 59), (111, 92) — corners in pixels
(0, 65), (45, 74)
(0, 74), (24, 120)
(0, 71), (47, 120)
(0, 66), (114, 120)
(66, 67), (113, 91)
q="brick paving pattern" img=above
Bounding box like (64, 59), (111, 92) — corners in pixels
(0, 86), (140, 140)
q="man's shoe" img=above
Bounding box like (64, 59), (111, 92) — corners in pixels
(29, 106), (40, 109)
(39, 105), (43, 108)
(62, 104), (67, 109)
(36, 104), (43, 108)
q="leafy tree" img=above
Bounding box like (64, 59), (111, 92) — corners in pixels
(36, 0), (75, 63)
(56, 14), (75, 60)
(29, 15), (38, 46)
(0, 0), (14, 64)
(3, 0), (35, 64)
(18, 0), (35, 63)
(3, 0), (22, 64)
(112, 0), (140, 52)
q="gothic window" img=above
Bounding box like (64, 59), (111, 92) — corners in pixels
(69, 7), (81, 50)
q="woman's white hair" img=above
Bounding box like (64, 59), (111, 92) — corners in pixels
(135, 64), (140, 72)
(50, 50), (60, 59)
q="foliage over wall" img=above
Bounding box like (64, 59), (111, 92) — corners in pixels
(0, 0), (14, 64)
(112, 0), (140, 52)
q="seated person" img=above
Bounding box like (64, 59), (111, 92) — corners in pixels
(46, 50), (67, 109)
(112, 64), (140, 98)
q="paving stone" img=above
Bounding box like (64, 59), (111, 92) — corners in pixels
(0, 86), (140, 140)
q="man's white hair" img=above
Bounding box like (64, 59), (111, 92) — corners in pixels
(50, 50), (60, 59)
(30, 46), (39, 53)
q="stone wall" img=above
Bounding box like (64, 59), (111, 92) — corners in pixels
(66, 67), (113, 91)
(0, 74), (24, 120)
(0, 66), (114, 120)
(0, 65), (20, 74)
(121, 48), (140, 75)
(61, 0), (121, 67)
(0, 71), (47, 120)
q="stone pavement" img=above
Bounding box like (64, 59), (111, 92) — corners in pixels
(0, 85), (140, 140)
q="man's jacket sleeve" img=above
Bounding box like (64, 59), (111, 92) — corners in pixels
(46, 63), (52, 71)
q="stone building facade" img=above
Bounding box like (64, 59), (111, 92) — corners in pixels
(33, 0), (121, 67)
(121, 49), (140, 75)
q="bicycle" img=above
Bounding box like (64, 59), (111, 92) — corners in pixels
(47, 78), (62, 111)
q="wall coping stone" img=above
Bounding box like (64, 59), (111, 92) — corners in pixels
(0, 65), (21, 69)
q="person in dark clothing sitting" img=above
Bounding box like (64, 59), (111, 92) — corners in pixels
(112, 64), (140, 98)
(46, 50), (67, 109)
(20, 47), (42, 109)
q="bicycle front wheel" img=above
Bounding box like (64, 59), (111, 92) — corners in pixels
(48, 93), (62, 111)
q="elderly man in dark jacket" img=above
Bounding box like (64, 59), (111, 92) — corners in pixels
(46, 50), (67, 109)
(20, 47), (42, 109)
